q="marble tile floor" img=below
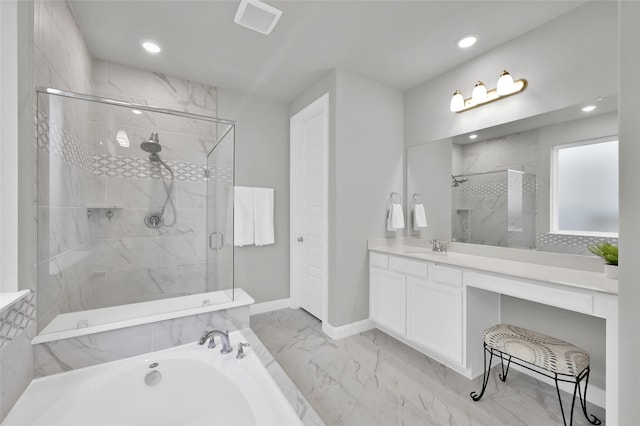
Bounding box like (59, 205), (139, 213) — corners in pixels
(251, 308), (606, 426)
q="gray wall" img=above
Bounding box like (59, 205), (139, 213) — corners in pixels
(404, 1), (617, 146)
(217, 87), (291, 304)
(618, 1), (640, 423)
(403, 2), (617, 390)
(291, 70), (404, 327)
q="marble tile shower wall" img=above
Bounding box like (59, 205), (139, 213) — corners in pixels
(36, 95), (96, 330)
(83, 60), (219, 312)
(33, 0), (220, 333)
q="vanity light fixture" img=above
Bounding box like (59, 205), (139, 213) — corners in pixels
(141, 41), (161, 54)
(449, 69), (527, 113)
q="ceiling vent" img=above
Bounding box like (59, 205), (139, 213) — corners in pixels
(234, 0), (282, 35)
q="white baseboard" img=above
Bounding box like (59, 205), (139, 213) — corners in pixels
(322, 318), (375, 340)
(250, 298), (293, 316)
(510, 363), (605, 409)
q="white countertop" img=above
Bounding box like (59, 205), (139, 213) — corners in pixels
(369, 245), (618, 295)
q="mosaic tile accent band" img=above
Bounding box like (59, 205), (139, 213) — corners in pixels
(454, 180), (537, 197)
(92, 154), (208, 182)
(536, 233), (618, 248)
(0, 292), (36, 350)
(37, 110), (93, 172)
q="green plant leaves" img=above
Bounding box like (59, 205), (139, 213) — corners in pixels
(588, 242), (618, 266)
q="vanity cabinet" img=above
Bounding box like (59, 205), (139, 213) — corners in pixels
(406, 269), (463, 365)
(370, 267), (407, 336)
(369, 252), (464, 369)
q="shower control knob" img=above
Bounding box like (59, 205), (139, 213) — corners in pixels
(297, 237), (303, 242)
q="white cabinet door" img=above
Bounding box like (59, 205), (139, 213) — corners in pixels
(370, 268), (406, 336)
(406, 276), (463, 365)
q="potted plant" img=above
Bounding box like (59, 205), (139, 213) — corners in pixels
(588, 242), (618, 279)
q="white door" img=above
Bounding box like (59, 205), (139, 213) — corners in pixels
(290, 94), (329, 320)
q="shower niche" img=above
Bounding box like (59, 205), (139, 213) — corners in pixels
(35, 88), (236, 334)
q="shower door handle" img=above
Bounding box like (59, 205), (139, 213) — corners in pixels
(209, 232), (224, 250)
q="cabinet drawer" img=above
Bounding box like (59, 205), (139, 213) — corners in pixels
(389, 256), (428, 279)
(370, 252), (389, 269)
(430, 264), (462, 287)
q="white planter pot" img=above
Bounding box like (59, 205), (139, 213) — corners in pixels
(604, 264), (618, 279)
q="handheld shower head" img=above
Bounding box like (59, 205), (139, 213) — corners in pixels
(140, 132), (162, 154)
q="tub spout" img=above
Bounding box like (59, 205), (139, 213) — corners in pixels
(198, 329), (233, 354)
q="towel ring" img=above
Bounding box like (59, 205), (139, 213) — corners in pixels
(413, 193), (423, 204)
(390, 192), (402, 204)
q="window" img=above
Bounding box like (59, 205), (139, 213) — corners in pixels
(551, 138), (618, 236)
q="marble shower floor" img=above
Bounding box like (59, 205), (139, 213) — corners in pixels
(251, 308), (606, 426)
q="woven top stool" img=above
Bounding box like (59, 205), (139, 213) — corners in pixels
(470, 324), (601, 426)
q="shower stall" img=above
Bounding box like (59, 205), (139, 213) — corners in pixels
(451, 169), (536, 248)
(35, 88), (235, 334)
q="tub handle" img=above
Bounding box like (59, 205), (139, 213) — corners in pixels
(236, 342), (250, 359)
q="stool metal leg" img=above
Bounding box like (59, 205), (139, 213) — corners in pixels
(470, 343), (493, 401)
(553, 369), (602, 426)
(498, 352), (512, 382)
(553, 373), (571, 426)
(577, 368), (602, 425)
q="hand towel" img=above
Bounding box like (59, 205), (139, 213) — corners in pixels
(253, 187), (275, 246)
(386, 203), (405, 231)
(414, 203), (428, 229)
(234, 186), (254, 246)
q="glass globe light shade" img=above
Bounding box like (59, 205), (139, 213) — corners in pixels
(471, 81), (488, 104)
(450, 90), (464, 112)
(497, 70), (515, 95)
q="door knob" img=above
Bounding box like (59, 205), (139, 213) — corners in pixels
(297, 236), (304, 242)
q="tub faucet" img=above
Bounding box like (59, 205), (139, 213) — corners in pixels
(198, 329), (233, 354)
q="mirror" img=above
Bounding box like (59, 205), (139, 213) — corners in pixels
(407, 97), (618, 254)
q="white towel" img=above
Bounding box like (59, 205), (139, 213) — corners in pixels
(253, 187), (275, 246)
(234, 186), (254, 246)
(414, 203), (428, 229)
(386, 203), (405, 231)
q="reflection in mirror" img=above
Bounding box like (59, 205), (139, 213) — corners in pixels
(448, 99), (618, 254)
(405, 99), (620, 255)
(451, 169), (536, 249)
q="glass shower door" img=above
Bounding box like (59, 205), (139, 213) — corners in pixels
(206, 123), (235, 301)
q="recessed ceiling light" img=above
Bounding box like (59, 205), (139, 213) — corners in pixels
(582, 105), (597, 112)
(131, 109), (142, 115)
(457, 35), (478, 49)
(141, 41), (161, 54)
(469, 134), (478, 140)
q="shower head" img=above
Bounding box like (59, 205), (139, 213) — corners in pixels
(451, 175), (469, 188)
(140, 132), (162, 154)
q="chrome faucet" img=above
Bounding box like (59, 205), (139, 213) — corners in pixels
(430, 239), (448, 253)
(198, 329), (233, 354)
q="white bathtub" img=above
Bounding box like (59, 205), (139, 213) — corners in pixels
(4, 330), (303, 426)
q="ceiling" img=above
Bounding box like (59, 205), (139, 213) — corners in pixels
(70, 0), (585, 102)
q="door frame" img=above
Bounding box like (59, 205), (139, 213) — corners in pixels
(290, 93), (329, 323)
